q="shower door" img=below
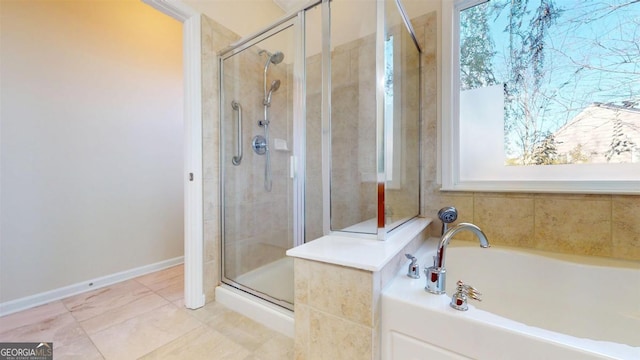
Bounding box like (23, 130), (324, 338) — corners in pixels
(220, 20), (299, 310)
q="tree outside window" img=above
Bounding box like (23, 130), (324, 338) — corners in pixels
(459, 0), (640, 166)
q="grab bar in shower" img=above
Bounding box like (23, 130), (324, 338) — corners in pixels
(231, 100), (242, 166)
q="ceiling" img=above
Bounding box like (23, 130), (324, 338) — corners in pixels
(183, 0), (440, 51)
(271, 0), (309, 13)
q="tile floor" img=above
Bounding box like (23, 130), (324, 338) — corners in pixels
(0, 265), (294, 359)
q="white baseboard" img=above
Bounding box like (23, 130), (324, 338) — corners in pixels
(0, 256), (184, 317)
(215, 285), (294, 338)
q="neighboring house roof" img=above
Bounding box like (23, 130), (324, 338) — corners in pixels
(554, 102), (640, 164)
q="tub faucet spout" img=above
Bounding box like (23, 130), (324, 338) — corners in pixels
(425, 223), (490, 294)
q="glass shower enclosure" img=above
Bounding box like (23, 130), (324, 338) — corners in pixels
(219, 0), (421, 310)
(220, 20), (299, 310)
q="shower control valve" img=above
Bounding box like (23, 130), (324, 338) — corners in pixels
(252, 135), (268, 155)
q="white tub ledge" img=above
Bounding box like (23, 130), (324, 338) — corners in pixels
(286, 217), (431, 271)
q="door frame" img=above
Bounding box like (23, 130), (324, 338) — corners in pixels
(142, 0), (205, 309)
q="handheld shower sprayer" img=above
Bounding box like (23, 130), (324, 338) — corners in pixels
(259, 50), (285, 108)
(438, 206), (458, 236)
(265, 80), (281, 106)
(256, 49), (284, 193)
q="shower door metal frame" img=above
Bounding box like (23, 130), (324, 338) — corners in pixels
(218, 13), (306, 311)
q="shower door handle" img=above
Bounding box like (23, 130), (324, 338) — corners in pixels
(231, 100), (243, 165)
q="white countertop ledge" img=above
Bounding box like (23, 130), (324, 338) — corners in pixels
(286, 217), (432, 272)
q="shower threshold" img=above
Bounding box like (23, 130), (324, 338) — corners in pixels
(216, 285), (294, 338)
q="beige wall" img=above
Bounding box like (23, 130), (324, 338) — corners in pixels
(0, 0), (183, 303)
(184, 0), (285, 39)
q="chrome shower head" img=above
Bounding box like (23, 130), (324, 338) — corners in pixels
(259, 50), (284, 66)
(438, 206), (458, 236)
(269, 51), (284, 64)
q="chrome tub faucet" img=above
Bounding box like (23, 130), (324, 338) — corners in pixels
(425, 222), (490, 294)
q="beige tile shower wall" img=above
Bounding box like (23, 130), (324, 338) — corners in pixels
(304, 53), (325, 241)
(353, 36), (378, 224)
(221, 45), (294, 280)
(305, 34), (378, 233)
(412, 12), (640, 262)
(331, 41), (364, 230)
(202, 15), (239, 302)
(385, 22), (421, 223)
(222, 49), (263, 282)
(334, 35), (378, 229)
(222, 47), (292, 280)
(203, 16), (295, 299)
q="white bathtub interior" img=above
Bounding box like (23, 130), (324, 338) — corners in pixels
(381, 239), (640, 360)
(444, 245), (640, 347)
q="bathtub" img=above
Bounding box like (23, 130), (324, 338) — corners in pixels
(381, 240), (640, 359)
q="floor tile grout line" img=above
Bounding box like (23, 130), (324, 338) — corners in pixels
(133, 269), (184, 297)
(79, 295), (171, 339)
(64, 285), (162, 324)
(0, 300), (71, 334)
(135, 325), (211, 359)
(73, 314), (109, 360)
(0, 265), (292, 360)
(56, 270), (181, 341)
(139, 279), (183, 304)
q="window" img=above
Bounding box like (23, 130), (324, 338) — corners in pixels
(442, 0), (640, 193)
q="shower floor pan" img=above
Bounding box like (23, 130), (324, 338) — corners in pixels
(234, 256), (294, 305)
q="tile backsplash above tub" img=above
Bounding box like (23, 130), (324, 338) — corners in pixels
(423, 192), (640, 261)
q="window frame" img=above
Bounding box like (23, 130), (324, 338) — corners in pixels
(441, 0), (640, 194)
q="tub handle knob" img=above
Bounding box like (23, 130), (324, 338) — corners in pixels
(450, 280), (482, 311)
(405, 254), (420, 279)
